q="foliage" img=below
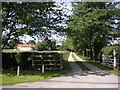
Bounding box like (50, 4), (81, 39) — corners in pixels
(3, 39), (23, 49)
(101, 45), (120, 55)
(2, 52), (33, 70)
(15, 53), (21, 64)
(66, 2), (119, 61)
(2, 2), (66, 49)
(2, 53), (17, 69)
(35, 38), (56, 51)
(59, 37), (74, 51)
(27, 40), (36, 45)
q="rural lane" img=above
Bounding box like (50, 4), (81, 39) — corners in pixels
(1, 52), (119, 88)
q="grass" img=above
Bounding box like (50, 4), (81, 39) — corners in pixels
(1, 52), (72, 85)
(72, 53), (91, 71)
(76, 54), (120, 75)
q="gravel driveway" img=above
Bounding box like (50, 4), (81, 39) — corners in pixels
(1, 52), (119, 88)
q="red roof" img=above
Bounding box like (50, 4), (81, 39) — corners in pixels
(17, 44), (35, 48)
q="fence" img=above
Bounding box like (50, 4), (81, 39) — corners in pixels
(102, 49), (120, 70)
(33, 52), (63, 71)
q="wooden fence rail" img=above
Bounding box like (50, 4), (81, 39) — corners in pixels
(33, 52), (63, 71)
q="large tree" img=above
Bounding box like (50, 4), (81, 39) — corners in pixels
(35, 38), (56, 51)
(2, 2), (65, 49)
(27, 40), (36, 45)
(66, 2), (119, 61)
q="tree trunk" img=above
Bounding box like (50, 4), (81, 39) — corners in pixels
(92, 46), (95, 61)
(84, 49), (87, 57)
(89, 45), (93, 60)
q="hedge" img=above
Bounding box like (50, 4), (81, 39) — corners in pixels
(101, 45), (120, 55)
(2, 52), (33, 70)
(2, 51), (63, 71)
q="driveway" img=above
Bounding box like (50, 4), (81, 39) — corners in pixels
(1, 52), (119, 88)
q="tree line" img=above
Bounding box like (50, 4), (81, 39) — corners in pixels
(64, 2), (120, 61)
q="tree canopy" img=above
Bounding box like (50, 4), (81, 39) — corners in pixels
(35, 38), (56, 51)
(2, 2), (66, 49)
(66, 2), (120, 60)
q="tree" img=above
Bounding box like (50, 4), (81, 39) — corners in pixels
(2, 2), (66, 49)
(35, 38), (56, 51)
(66, 2), (119, 61)
(3, 39), (23, 49)
(27, 40), (36, 45)
(60, 37), (74, 51)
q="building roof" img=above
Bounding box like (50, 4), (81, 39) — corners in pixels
(17, 44), (35, 48)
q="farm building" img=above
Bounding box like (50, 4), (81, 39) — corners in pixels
(17, 44), (35, 51)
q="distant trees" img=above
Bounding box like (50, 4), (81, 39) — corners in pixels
(59, 37), (74, 51)
(35, 38), (56, 51)
(66, 2), (120, 61)
(3, 39), (23, 49)
(27, 40), (36, 45)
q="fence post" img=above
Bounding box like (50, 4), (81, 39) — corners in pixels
(42, 64), (44, 73)
(102, 54), (105, 65)
(113, 49), (116, 70)
(17, 66), (20, 75)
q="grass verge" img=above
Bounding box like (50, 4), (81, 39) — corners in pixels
(1, 52), (71, 85)
(72, 53), (90, 71)
(76, 54), (120, 75)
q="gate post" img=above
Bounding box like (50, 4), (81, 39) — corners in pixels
(113, 49), (116, 70)
(42, 64), (44, 73)
(102, 54), (105, 65)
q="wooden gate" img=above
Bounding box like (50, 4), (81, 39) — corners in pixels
(102, 49), (120, 70)
(33, 52), (62, 71)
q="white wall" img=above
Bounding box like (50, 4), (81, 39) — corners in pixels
(17, 47), (33, 51)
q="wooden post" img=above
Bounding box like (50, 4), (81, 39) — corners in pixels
(102, 54), (105, 65)
(17, 66), (20, 75)
(113, 50), (116, 70)
(42, 65), (44, 73)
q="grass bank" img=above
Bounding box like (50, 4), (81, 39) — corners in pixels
(76, 54), (120, 75)
(1, 52), (71, 85)
(72, 53), (90, 71)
